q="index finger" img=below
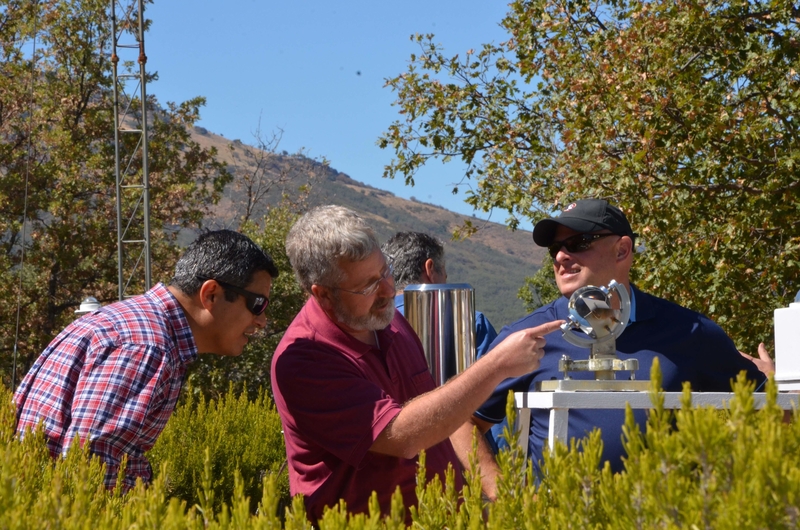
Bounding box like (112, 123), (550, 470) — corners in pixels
(528, 320), (565, 337)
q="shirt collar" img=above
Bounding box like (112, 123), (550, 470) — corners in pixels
(628, 285), (637, 323)
(148, 283), (198, 364)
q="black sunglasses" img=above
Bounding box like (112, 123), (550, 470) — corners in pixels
(548, 233), (618, 259)
(197, 276), (270, 316)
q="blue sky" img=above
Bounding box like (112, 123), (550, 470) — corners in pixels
(145, 1), (531, 230)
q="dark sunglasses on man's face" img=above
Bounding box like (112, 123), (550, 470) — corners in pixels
(197, 276), (270, 316)
(548, 233), (618, 259)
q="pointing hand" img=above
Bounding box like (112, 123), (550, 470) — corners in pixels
(492, 320), (564, 378)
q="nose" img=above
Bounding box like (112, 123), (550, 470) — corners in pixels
(254, 310), (268, 329)
(552, 246), (573, 264)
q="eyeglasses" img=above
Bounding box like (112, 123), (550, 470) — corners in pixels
(548, 233), (618, 259)
(330, 255), (395, 297)
(197, 276), (270, 315)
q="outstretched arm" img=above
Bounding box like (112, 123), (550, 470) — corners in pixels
(370, 321), (562, 459)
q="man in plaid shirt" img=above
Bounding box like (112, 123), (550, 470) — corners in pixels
(14, 230), (279, 490)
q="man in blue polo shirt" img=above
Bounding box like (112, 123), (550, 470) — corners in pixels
(471, 198), (772, 473)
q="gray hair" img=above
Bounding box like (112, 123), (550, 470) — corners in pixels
(285, 205), (381, 293)
(381, 231), (445, 289)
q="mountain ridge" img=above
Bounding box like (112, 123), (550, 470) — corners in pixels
(190, 126), (548, 328)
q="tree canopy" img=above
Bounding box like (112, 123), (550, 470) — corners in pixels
(380, 0), (800, 352)
(0, 0), (231, 385)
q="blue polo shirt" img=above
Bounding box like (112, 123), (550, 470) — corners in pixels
(474, 285), (766, 472)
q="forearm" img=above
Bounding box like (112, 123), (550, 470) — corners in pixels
(370, 321), (561, 459)
(372, 355), (508, 458)
(449, 421), (500, 500)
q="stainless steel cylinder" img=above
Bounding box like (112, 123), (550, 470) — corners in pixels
(403, 283), (476, 386)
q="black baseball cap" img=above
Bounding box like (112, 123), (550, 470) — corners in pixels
(532, 199), (637, 246)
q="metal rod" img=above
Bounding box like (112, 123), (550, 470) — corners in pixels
(111, 0), (151, 300)
(138, 0), (151, 290)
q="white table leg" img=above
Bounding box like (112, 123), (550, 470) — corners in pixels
(517, 406), (531, 459)
(548, 408), (569, 453)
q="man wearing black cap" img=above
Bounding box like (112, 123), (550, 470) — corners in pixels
(471, 198), (770, 472)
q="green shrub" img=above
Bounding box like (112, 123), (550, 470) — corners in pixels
(0, 382), (294, 528)
(0, 383), (126, 528)
(147, 384), (290, 515)
(3, 363), (800, 528)
(500, 362), (800, 529)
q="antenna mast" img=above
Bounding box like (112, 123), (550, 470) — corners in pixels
(110, 0), (152, 300)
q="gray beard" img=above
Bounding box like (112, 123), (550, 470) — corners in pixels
(332, 295), (396, 331)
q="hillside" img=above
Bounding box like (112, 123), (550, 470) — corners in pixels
(190, 126), (548, 329)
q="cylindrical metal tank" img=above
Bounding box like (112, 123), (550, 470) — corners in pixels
(403, 283), (476, 386)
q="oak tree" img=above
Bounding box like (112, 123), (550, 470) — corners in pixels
(381, 0), (800, 352)
(0, 0), (231, 385)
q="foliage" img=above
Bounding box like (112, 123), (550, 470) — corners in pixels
(147, 383), (290, 516)
(223, 123), (328, 226)
(0, 380), (292, 528)
(518, 254), (561, 312)
(5, 369), (800, 527)
(380, 0), (800, 353)
(497, 363), (800, 529)
(0, 0), (230, 386)
(0, 380), (125, 527)
(0, 381), (292, 528)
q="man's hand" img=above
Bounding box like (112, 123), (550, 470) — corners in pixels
(742, 343), (797, 424)
(739, 342), (775, 377)
(488, 321), (564, 379)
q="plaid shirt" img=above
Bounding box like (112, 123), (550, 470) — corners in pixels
(14, 283), (197, 490)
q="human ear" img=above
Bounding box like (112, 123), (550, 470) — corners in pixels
(422, 258), (437, 283)
(310, 284), (335, 311)
(198, 279), (222, 311)
(616, 237), (633, 261)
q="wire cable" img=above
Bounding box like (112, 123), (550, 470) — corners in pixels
(12, 2), (40, 391)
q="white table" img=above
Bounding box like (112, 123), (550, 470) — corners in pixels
(514, 391), (800, 456)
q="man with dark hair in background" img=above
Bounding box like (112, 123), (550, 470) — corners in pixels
(14, 229), (279, 490)
(381, 231), (499, 358)
(471, 198), (772, 471)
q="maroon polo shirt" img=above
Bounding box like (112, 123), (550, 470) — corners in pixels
(271, 297), (464, 521)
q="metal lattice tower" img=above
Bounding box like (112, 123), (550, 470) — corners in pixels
(110, 0), (151, 300)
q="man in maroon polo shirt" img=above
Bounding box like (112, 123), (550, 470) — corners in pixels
(271, 205), (561, 522)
